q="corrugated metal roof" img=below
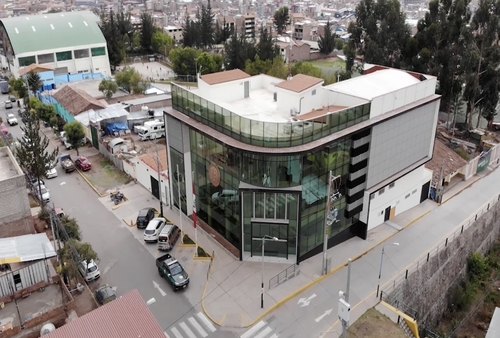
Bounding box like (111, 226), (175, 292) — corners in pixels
(0, 233), (56, 263)
(43, 289), (166, 338)
(0, 11), (105, 55)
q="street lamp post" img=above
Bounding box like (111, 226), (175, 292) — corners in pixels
(376, 242), (400, 298)
(253, 235), (287, 309)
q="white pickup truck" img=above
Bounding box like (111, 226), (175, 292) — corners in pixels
(7, 113), (18, 126)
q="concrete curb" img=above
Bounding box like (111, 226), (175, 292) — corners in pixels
(201, 208), (434, 329)
(201, 255), (223, 326)
(76, 169), (105, 198)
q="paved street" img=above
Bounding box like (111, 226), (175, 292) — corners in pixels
(0, 94), (236, 338)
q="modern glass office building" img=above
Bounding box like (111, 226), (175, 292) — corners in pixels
(165, 68), (439, 263)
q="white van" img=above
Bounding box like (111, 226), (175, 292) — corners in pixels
(158, 223), (181, 251)
(78, 259), (100, 282)
(138, 120), (165, 140)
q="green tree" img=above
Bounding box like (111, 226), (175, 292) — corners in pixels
(348, 0), (411, 69)
(224, 29), (256, 70)
(335, 38), (344, 51)
(267, 57), (288, 79)
(59, 215), (82, 241)
(116, 12), (134, 43)
(58, 239), (99, 282)
(63, 121), (86, 156)
(37, 103), (57, 125)
(169, 47), (201, 75)
(151, 30), (173, 56)
(291, 61), (322, 77)
(98, 78), (119, 99)
(274, 6), (290, 35)
(9, 77), (28, 102)
(114, 67), (149, 93)
(99, 11), (125, 71)
(214, 18), (232, 44)
(257, 27), (278, 61)
(182, 13), (195, 47)
(245, 55), (273, 75)
(196, 53), (217, 74)
(140, 13), (154, 52)
(200, 0), (215, 49)
(16, 112), (59, 207)
(318, 21), (335, 55)
(26, 71), (43, 94)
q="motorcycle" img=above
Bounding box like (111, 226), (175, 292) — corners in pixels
(110, 191), (124, 205)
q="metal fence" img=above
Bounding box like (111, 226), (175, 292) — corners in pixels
(0, 260), (51, 297)
(269, 263), (300, 289)
(380, 193), (500, 300)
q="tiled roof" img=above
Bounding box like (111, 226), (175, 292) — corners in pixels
(140, 149), (168, 174)
(200, 69), (251, 85)
(18, 63), (55, 76)
(43, 289), (166, 338)
(275, 74), (324, 93)
(425, 139), (468, 185)
(53, 85), (105, 116)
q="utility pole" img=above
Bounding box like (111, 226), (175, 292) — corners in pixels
(323, 171), (341, 275)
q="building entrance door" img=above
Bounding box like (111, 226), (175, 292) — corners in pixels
(251, 222), (288, 259)
(150, 176), (160, 199)
(384, 206), (391, 222)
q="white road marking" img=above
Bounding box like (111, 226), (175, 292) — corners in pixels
(254, 327), (273, 338)
(179, 322), (197, 338)
(241, 320), (267, 338)
(60, 182), (66, 186)
(188, 317), (207, 337)
(197, 312), (216, 332)
(103, 258), (118, 274)
(163, 331), (170, 337)
(269, 334), (278, 338)
(170, 327), (183, 338)
(153, 280), (167, 297)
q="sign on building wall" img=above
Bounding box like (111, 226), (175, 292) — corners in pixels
(476, 150), (492, 174)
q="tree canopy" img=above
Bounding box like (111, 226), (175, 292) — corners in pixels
(274, 6), (290, 35)
(63, 121), (86, 156)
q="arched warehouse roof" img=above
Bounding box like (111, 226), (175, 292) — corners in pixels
(0, 11), (105, 55)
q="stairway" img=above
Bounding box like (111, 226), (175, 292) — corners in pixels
(399, 318), (416, 338)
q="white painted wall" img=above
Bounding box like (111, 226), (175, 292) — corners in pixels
(365, 165), (432, 230)
(13, 43), (111, 78)
(135, 158), (170, 206)
(199, 77), (250, 102)
(123, 159), (136, 179)
(370, 78), (438, 118)
(324, 89), (368, 107)
(275, 84), (324, 117)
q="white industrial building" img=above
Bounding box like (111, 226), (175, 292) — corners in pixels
(0, 11), (111, 78)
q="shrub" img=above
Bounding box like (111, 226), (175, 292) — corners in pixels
(467, 252), (489, 284)
(38, 208), (50, 224)
(454, 147), (469, 161)
(197, 246), (210, 257)
(183, 234), (195, 245)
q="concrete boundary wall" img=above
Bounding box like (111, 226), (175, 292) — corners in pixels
(382, 194), (500, 331)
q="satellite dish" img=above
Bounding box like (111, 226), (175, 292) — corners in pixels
(40, 323), (56, 335)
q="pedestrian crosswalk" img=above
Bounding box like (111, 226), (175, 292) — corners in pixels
(240, 320), (278, 338)
(165, 312), (217, 338)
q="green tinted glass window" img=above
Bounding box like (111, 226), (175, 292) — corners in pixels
(91, 47), (106, 57)
(19, 56), (36, 67)
(56, 51), (72, 61)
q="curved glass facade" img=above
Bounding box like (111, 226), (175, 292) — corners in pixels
(188, 128), (360, 259)
(172, 84), (371, 148)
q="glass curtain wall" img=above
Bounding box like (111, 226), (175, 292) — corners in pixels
(170, 147), (187, 214)
(299, 138), (355, 256)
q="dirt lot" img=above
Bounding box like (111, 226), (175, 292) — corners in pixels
(347, 308), (406, 338)
(82, 154), (132, 195)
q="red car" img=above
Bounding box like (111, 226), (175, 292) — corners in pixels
(75, 156), (92, 171)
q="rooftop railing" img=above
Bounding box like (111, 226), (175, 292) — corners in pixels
(171, 84), (370, 148)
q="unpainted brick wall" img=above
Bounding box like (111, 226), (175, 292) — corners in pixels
(0, 217), (35, 239)
(0, 175), (30, 224)
(386, 199), (500, 331)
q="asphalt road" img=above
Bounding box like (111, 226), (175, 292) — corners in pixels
(0, 93), (236, 338)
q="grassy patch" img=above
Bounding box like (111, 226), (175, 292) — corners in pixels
(197, 246), (211, 258)
(347, 308), (406, 338)
(183, 234), (195, 245)
(84, 155), (132, 194)
(28, 194), (39, 208)
(311, 58), (346, 69)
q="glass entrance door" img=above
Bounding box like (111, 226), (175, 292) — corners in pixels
(251, 222), (288, 259)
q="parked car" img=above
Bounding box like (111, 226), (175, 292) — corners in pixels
(136, 207), (156, 229)
(75, 156), (91, 171)
(6, 114), (17, 126)
(45, 167), (58, 179)
(4, 101), (12, 109)
(8, 95), (16, 102)
(33, 184), (50, 203)
(212, 190), (239, 209)
(78, 259), (100, 282)
(94, 284), (116, 305)
(26, 173), (44, 187)
(143, 217), (167, 243)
